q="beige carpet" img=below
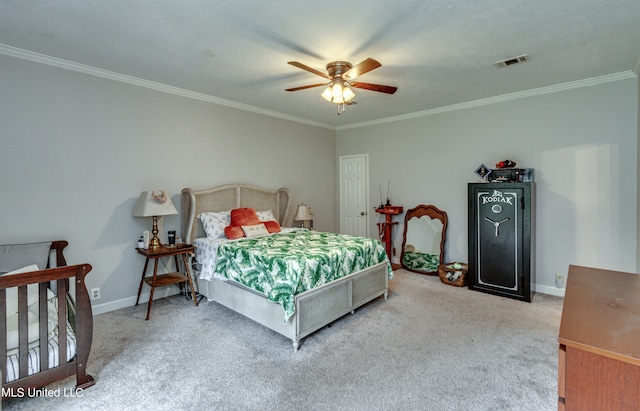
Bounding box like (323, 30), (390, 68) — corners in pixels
(3, 269), (563, 410)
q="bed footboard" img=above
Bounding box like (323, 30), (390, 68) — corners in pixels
(0, 241), (95, 398)
(294, 261), (388, 349)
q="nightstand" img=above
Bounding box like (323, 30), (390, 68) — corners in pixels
(135, 244), (198, 320)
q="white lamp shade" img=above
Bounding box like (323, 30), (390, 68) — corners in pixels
(321, 82), (356, 104)
(331, 82), (343, 98)
(342, 86), (355, 102)
(294, 204), (313, 221)
(321, 86), (333, 102)
(133, 190), (178, 217)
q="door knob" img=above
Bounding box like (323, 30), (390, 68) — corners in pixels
(360, 211), (366, 216)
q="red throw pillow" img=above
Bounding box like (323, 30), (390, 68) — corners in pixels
(224, 226), (245, 240)
(263, 220), (281, 233)
(230, 208), (261, 226)
(225, 208), (263, 239)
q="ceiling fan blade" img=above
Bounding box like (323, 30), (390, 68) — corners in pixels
(287, 61), (331, 79)
(343, 58), (381, 80)
(350, 82), (398, 94)
(285, 83), (327, 92)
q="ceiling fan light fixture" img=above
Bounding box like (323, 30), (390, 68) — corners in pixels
(321, 86), (333, 102)
(321, 81), (355, 104)
(342, 86), (355, 102)
(287, 58), (396, 114)
(331, 82), (343, 98)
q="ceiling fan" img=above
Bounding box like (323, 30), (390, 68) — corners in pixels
(285, 58), (397, 113)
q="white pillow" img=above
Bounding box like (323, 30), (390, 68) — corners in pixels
(241, 224), (270, 238)
(198, 211), (231, 239)
(3, 264), (56, 318)
(256, 210), (277, 222)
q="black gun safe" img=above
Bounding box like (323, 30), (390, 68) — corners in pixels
(468, 182), (535, 302)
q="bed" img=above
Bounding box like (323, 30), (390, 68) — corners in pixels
(0, 240), (95, 398)
(181, 184), (392, 351)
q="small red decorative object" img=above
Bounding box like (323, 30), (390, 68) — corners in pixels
(495, 159), (516, 168)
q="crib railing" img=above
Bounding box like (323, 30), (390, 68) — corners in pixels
(0, 241), (94, 397)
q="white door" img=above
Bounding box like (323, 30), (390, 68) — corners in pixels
(339, 154), (369, 237)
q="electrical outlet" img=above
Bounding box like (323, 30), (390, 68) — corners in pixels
(91, 287), (101, 300)
(555, 274), (565, 288)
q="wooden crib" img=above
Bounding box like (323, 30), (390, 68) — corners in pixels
(0, 240), (95, 398)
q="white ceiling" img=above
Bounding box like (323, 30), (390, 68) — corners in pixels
(1, 1), (639, 129)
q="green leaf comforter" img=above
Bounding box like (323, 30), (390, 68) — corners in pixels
(212, 230), (392, 320)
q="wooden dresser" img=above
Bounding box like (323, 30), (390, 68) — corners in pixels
(558, 265), (640, 410)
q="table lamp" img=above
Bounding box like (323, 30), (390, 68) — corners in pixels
(133, 190), (177, 248)
(293, 203), (313, 229)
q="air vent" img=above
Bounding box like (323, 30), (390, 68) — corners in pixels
(494, 54), (529, 68)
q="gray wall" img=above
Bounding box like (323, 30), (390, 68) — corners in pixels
(337, 76), (639, 295)
(0, 54), (336, 314)
(1, 51), (638, 310)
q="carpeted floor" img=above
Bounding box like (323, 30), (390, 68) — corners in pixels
(3, 269), (563, 410)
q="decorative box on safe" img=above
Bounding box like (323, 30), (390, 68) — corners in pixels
(488, 168), (534, 183)
(467, 182), (535, 302)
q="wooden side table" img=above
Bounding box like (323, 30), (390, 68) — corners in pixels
(135, 244), (198, 320)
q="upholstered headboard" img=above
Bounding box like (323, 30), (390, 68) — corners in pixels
(181, 184), (291, 244)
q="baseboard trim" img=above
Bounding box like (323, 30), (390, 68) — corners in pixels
(534, 283), (565, 297)
(91, 278), (563, 316)
(91, 287), (181, 316)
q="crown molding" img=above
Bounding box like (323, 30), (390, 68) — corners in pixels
(0, 44), (335, 130)
(337, 71), (637, 131)
(1, 43), (634, 133)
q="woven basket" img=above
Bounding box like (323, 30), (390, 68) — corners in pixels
(438, 263), (468, 287)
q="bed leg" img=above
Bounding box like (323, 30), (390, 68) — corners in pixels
(350, 310), (355, 315)
(384, 291), (388, 300)
(293, 339), (300, 352)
